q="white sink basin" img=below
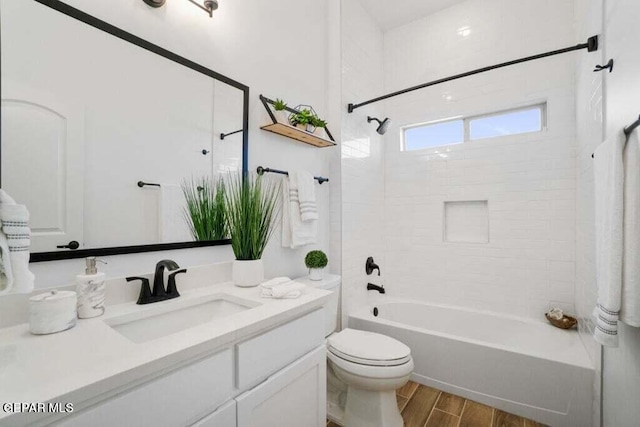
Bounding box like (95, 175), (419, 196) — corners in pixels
(105, 294), (260, 344)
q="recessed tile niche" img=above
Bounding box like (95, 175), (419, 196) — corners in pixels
(444, 201), (489, 243)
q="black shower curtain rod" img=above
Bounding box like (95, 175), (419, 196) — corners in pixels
(347, 36), (599, 113)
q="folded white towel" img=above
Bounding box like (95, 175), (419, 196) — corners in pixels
(260, 280), (306, 299)
(593, 137), (625, 347)
(295, 170), (318, 222)
(622, 130), (640, 326)
(260, 277), (292, 289)
(0, 189), (35, 295)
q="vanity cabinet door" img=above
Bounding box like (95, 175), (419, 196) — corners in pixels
(191, 400), (236, 427)
(236, 345), (326, 427)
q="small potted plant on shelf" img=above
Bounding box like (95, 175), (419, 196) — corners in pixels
(305, 250), (328, 281)
(273, 98), (289, 124)
(225, 172), (282, 287)
(310, 116), (328, 138)
(289, 108), (317, 133)
(181, 176), (227, 241)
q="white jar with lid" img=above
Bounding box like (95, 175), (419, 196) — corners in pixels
(29, 290), (77, 335)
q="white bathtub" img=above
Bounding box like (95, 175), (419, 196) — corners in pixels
(349, 301), (594, 427)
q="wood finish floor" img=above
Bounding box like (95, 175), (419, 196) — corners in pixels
(327, 381), (547, 427)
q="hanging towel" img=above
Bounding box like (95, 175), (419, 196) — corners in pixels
(0, 229), (13, 295)
(158, 184), (191, 243)
(622, 130), (640, 326)
(260, 279), (306, 299)
(295, 170), (318, 221)
(281, 173), (317, 248)
(593, 136), (625, 347)
(0, 189), (35, 295)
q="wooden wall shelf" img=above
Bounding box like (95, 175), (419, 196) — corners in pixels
(259, 95), (336, 148)
(260, 122), (336, 148)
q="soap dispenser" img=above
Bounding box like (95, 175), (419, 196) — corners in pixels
(76, 257), (107, 319)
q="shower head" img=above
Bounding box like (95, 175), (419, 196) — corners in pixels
(367, 116), (392, 135)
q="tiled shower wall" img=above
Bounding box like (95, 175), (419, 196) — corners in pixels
(381, 0), (578, 319)
(340, 0), (386, 326)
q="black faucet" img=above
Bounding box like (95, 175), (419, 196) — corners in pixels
(365, 257), (381, 276)
(367, 283), (385, 294)
(126, 259), (187, 305)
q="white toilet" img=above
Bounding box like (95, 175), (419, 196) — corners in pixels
(296, 274), (414, 427)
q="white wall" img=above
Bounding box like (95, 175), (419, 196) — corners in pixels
(11, 0), (339, 291)
(340, 0), (386, 325)
(599, 1), (640, 426)
(381, 0), (578, 319)
(574, 0), (604, 425)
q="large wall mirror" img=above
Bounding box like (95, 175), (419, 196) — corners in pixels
(0, 0), (249, 262)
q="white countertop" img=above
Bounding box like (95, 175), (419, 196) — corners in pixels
(0, 282), (330, 424)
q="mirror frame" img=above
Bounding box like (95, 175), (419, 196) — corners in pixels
(1, 0), (249, 262)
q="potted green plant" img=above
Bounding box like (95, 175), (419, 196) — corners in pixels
(305, 250), (328, 281)
(181, 176), (227, 241)
(289, 108), (316, 133)
(310, 116), (328, 138)
(273, 98), (289, 124)
(225, 172), (282, 287)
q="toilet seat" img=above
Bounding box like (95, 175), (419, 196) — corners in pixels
(327, 328), (412, 367)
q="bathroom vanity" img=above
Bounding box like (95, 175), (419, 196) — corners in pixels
(0, 278), (330, 427)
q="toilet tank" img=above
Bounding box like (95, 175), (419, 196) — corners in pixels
(295, 274), (341, 337)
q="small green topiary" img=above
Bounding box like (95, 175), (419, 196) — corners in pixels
(273, 98), (287, 111)
(305, 250), (328, 269)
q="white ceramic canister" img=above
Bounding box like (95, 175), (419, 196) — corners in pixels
(29, 290), (77, 335)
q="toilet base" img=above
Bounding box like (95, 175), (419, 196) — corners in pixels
(344, 387), (403, 427)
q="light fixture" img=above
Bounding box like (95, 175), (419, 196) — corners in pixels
(142, 0), (166, 7)
(188, 0), (218, 17)
(142, 0), (218, 18)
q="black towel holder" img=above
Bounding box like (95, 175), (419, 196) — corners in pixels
(256, 166), (329, 184)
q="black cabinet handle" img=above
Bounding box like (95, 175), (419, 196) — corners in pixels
(56, 240), (80, 250)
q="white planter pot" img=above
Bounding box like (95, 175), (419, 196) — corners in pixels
(275, 110), (289, 124)
(309, 268), (324, 281)
(233, 259), (264, 288)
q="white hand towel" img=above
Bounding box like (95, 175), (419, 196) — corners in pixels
(0, 189), (35, 295)
(260, 281), (306, 299)
(593, 137), (625, 347)
(288, 173), (316, 248)
(622, 130), (640, 326)
(260, 277), (292, 289)
(158, 184), (191, 243)
(0, 229), (13, 295)
(281, 177), (293, 248)
(295, 170), (318, 222)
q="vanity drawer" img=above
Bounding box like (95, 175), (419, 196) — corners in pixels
(59, 348), (234, 427)
(236, 309), (325, 389)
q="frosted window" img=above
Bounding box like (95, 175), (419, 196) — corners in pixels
(403, 120), (463, 151)
(401, 104), (545, 152)
(469, 106), (542, 140)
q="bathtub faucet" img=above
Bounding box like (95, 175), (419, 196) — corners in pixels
(367, 283), (385, 294)
(366, 257), (381, 276)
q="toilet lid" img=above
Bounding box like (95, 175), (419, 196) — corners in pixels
(327, 329), (411, 367)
